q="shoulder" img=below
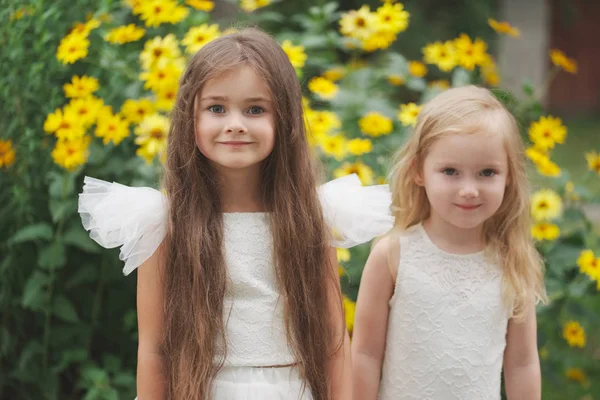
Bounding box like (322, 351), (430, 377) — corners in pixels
(371, 230), (402, 282)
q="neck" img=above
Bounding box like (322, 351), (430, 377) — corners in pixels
(423, 213), (485, 254)
(216, 165), (265, 212)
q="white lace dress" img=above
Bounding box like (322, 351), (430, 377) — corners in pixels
(78, 174), (393, 400)
(378, 223), (510, 400)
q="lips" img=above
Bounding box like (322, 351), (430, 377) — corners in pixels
(455, 204), (481, 210)
(219, 141), (253, 146)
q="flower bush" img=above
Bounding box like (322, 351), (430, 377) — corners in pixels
(1, 1), (598, 398)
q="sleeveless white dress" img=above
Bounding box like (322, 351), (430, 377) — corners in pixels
(78, 174), (393, 399)
(378, 223), (510, 400)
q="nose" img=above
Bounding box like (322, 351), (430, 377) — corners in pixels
(458, 182), (479, 199)
(224, 114), (248, 134)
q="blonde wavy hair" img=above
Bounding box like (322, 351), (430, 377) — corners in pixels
(388, 85), (546, 320)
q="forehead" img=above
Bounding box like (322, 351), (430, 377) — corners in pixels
(199, 65), (271, 99)
(426, 132), (508, 167)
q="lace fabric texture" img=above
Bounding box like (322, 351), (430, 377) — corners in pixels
(216, 213), (296, 366)
(378, 223), (510, 400)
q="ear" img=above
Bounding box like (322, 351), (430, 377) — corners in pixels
(411, 158), (424, 186)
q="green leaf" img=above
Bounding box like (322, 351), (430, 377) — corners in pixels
(65, 264), (98, 289)
(522, 79), (535, 97)
(38, 241), (67, 270)
(52, 348), (88, 373)
(113, 374), (136, 387)
(49, 197), (78, 223)
(52, 295), (79, 322)
(545, 244), (581, 273)
(48, 171), (75, 199)
(451, 67), (471, 87)
(9, 222), (53, 244)
(567, 275), (592, 298)
(63, 223), (101, 253)
(22, 271), (50, 310)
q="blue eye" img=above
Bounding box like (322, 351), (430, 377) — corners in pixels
(442, 168), (457, 176)
(208, 105), (225, 113)
(248, 106), (264, 115)
(481, 169), (497, 177)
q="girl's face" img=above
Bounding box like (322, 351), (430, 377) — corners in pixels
(195, 65), (275, 174)
(416, 132), (509, 231)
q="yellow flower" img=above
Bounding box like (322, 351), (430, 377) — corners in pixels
(95, 110), (130, 145)
(488, 18), (520, 37)
(585, 150), (600, 175)
(51, 136), (91, 171)
(120, 99), (156, 124)
(10, 7), (34, 20)
(63, 75), (99, 98)
(124, 0), (144, 15)
(334, 162), (375, 185)
(428, 79), (450, 90)
(0, 140), (16, 168)
(481, 55), (501, 86)
(387, 75), (405, 86)
(408, 61), (427, 78)
(359, 112), (393, 137)
(343, 296), (356, 334)
(376, 176), (387, 185)
(534, 156), (561, 177)
(347, 138), (373, 156)
(139, 0), (184, 27)
(577, 250), (596, 274)
(550, 49), (577, 74)
(305, 110), (341, 137)
(375, 2), (409, 34)
(105, 24), (145, 44)
(422, 40), (457, 72)
(528, 115), (567, 151)
(531, 222), (560, 241)
(339, 6), (377, 40)
(337, 248), (350, 263)
(43, 108), (86, 141)
(186, 0), (215, 11)
(70, 19), (101, 37)
(397, 103), (422, 127)
(240, 0), (271, 13)
(308, 77), (339, 100)
(135, 114), (170, 163)
(563, 321), (586, 348)
(539, 346), (549, 360)
(139, 34), (182, 71)
(182, 24), (220, 54)
(323, 67), (345, 82)
(530, 189), (562, 221)
(361, 30), (397, 52)
(319, 134), (347, 160)
(281, 40), (307, 69)
(139, 62), (184, 92)
(453, 34), (488, 71)
(565, 368), (586, 384)
(155, 85), (179, 111)
(56, 33), (90, 64)
(64, 96), (104, 128)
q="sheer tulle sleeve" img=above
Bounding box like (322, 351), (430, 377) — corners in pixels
(318, 174), (394, 248)
(78, 176), (167, 275)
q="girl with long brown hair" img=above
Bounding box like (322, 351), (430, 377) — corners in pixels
(79, 28), (392, 399)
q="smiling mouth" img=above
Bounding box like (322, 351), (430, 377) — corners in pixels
(455, 204), (481, 210)
(219, 141), (253, 146)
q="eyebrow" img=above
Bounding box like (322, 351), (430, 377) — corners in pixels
(433, 161), (504, 168)
(199, 95), (271, 103)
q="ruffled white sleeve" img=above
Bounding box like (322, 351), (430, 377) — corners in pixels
(318, 174), (394, 248)
(78, 176), (167, 276)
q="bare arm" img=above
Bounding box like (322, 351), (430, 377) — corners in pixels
(326, 247), (353, 400)
(503, 305), (541, 400)
(351, 236), (397, 400)
(136, 243), (167, 399)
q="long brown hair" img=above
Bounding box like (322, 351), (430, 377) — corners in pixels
(161, 28), (339, 399)
(388, 85), (546, 319)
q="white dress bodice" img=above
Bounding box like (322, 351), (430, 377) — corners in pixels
(216, 213), (296, 367)
(378, 223), (510, 400)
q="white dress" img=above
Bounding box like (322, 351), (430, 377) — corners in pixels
(78, 174), (393, 400)
(378, 223), (510, 400)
